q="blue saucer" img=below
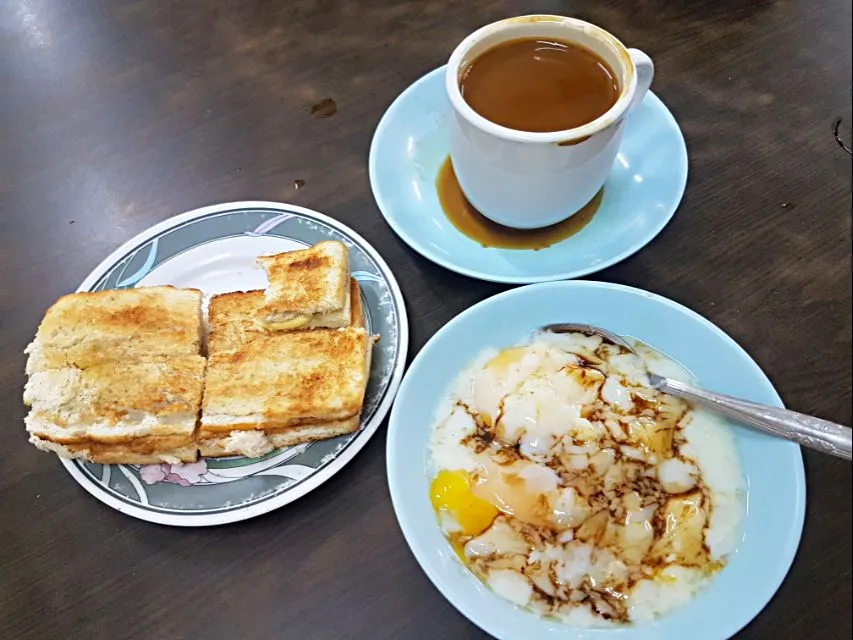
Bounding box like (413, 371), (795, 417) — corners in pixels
(369, 67), (688, 283)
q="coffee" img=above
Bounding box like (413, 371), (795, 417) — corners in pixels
(459, 37), (619, 133)
(435, 157), (602, 250)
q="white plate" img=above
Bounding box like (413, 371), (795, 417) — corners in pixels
(59, 201), (408, 526)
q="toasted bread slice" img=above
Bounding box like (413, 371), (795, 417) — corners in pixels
(200, 326), (373, 436)
(208, 278), (364, 354)
(24, 355), (206, 445)
(25, 286), (203, 373)
(256, 241), (351, 330)
(198, 415), (361, 458)
(29, 434), (198, 465)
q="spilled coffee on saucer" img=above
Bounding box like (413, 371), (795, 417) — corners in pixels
(459, 38), (619, 132)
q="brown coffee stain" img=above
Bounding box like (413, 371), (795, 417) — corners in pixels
(436, 157), (602, 250)
(310, 98), (337, 118)
(557, 135), (592, 147)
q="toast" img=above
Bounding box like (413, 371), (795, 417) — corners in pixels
(200, 326), (373, 437)
(208, 278), (364, 355)
(24, 355), (206, 464)
(23, 266), (377, 463)
(25, 286), (203, 373)
(256, 241), (351, 330)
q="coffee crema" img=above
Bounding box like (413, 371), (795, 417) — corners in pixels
(459, 37), (619, 133)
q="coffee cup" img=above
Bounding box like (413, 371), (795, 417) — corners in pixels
(446, 15), (654, 229)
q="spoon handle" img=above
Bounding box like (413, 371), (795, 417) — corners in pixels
(652, 376), (852, 460)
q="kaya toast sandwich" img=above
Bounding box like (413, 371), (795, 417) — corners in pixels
(199, 278), (373, 458)
(24, 286), (205, 464)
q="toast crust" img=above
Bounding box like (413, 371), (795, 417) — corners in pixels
(30, 434), (198, 464)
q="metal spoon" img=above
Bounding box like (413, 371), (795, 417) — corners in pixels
(539, 323), (852, 461)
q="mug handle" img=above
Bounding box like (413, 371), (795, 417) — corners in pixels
(627, 49), (654, 111)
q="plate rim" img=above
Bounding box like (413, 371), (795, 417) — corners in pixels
(368, 65), (689, 284)
(386, 279), (806, 639)
(59, 200), (409, 526)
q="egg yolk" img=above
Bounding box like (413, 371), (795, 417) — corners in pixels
(430, 470), (498, 536)
(485, 347), (527, 373)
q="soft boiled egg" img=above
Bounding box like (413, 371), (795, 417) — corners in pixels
(427, 335), (744, 626)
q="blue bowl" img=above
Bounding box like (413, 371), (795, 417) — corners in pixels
(387, 281), (805, 639)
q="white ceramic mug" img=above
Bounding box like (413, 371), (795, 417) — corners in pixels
(446, 15), (654, 229)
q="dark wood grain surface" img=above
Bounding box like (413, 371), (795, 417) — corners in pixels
(1, 1), (850, 638)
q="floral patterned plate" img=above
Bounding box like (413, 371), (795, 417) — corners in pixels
(61, 201), (408, 526)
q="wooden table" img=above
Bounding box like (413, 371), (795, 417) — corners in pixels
(1, 1), (850, 638)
